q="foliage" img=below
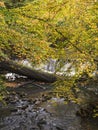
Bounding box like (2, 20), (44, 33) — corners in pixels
(0, 0), (98, 105)
(0, 0), (98, 66)
(93, 105), (98, 117)
(2, 0), (33, 8)
(0, 1), (55, 64)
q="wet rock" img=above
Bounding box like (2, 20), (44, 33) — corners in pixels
(56, 126), (65, 130)
(33, 98), (39, 104)
(10, 108), (18, 113)
(37, 119), (47, 125)
(19, 92), (27, 98)
(9, 100), (17, 104)
(26, 99), (33, 104)
(35, 100), (41, 105)
(38, 124), (55, 130)
(30, 126), (39, 130)
(21, 105), (29, 110)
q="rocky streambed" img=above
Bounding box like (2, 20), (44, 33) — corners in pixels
(0, 83), (98, 130)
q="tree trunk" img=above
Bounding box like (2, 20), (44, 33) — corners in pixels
(0, 60), (57, 83)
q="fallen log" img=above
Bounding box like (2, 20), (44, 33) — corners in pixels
(0, 60), (57, 83)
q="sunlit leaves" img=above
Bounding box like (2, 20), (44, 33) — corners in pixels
(0, 0), (98, 77)
(0, 2), (54, 64)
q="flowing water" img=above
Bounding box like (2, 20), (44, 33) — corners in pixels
(0, 83), (98, 130)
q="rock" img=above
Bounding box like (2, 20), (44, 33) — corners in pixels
(10, 108), (18, 113)
(35, 100), (41, 105)
(30, 126), (39, 130)
(37, 119), (47, 125)
(10, 100), (17, 104)
(56, 126), (64, 130)
(19, 92), (27, 98)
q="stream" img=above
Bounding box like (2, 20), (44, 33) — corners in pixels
(0, 83), (98, 130)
